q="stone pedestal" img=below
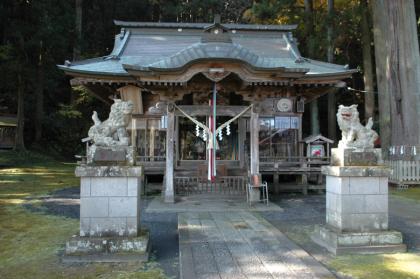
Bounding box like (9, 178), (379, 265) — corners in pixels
(87, 145), (135, 165)
(312, 148), (406, 255)
(64, 165), (149, 262)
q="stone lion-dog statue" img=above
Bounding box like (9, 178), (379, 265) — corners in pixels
(88, 99), (134, 146)
(337, 104), (378, 149)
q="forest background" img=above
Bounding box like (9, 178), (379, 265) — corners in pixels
(1, 0), (419, 159)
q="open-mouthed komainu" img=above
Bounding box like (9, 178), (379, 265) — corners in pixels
(337, 104), (378, 149)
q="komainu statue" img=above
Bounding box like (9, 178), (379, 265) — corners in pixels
(88, 99), (134, 146)
(337, 104), (378, 149)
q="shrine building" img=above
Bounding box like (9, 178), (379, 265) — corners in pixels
(59, 16), (356, 202)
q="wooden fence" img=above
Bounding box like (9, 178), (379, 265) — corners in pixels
(387, 160), (420, 186)
(175, 176), (247, 196)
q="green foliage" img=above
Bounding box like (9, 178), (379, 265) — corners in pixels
(39, 88), (107, 159)
(0, 0), (417, 157)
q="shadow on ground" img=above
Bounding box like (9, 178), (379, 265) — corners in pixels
(24, 187), (179, 279)
(25, 188), (420, 279)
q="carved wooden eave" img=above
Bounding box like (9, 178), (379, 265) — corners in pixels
(70, 77), (137, 86)
(123, 59), (308, 86)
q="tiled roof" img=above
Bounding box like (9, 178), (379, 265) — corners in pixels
(59, 21), (355, 78)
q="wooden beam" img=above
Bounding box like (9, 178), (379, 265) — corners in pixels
(175, 105), (251, 117)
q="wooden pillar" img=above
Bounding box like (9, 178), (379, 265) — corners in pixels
(118, 85), (143, 114)
(250, 104), (260, 202)
(131, 118), (137, 148)
(273, 172), (280, 195)
(164, 104), (175, 203)
(239, 118), (246, 169)
(250, 105), (260, 174)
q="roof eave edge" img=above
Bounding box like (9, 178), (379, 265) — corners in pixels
(57, 65), (130, 78)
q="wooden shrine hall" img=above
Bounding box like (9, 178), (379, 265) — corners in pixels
(59, 16), (356, 202)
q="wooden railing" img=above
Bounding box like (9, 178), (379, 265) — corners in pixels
(136, 155), (166, 162)
(387, 160), (420, 186)
(175, 176), (247, 195)
(259, 156), (331, 166)
(387, 145), (420, 186)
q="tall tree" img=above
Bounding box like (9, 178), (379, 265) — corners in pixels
(360, 0), (375, 122)
(73, 0), (82, 61)
(326, 0), (336, 141)
(305, 0), (320, 135)
(34, 40), (44, 143)
(14, 29), (27, 151)
(372, 0), (420, 148)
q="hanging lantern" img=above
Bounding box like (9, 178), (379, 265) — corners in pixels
(202, 129), (207, 141)
(218, 129), (223, 141)
(226, 123), (231, 135)
(400, 146), (404, 155)
(195, 124), (200, 137)
(413, 146), (417, 156)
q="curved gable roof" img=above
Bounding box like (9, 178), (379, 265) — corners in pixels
(58, 20), (356, 81)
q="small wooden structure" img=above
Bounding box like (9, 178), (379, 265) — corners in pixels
(303, 134), (333, 159)
(0, 116), (17, 149)
(59, 16), (355, 201)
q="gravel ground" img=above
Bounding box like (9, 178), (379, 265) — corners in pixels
(263, 193), (420, 253)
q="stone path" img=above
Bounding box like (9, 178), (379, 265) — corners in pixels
(389, 195), (420, 252)
(146, 195), (283, 213)
(178, 211), (334, 279)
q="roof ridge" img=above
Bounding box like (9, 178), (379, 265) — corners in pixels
(113, 20), (297, 31)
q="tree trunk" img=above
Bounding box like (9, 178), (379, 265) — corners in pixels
(310, 101), (320, 135)
(361, 0), (375, 122)
(326, 0), (334, 63)
(15, 71), (25, 151)
(35, 40), (44, 143)
(305, 0), (320, 135)
(326, 0), (336, 142)
(372, 0), (420, 147)
(73, 0), (82, 61)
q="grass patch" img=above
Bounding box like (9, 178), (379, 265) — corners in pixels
(390, 187), (420, 202)
(276, 222), (420, 279)
(329, 253), (420, 279)
(0, 151), (167, 279)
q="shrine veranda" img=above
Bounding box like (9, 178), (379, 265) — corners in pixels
(59, 18), (355, 202)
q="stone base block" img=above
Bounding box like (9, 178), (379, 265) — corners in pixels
(311, 225), (406, 255)
(87, 145), (135, 166)
(331, 148), (383, 167)
(63, 232), (150, 263)
(76, 166), (143, 237)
